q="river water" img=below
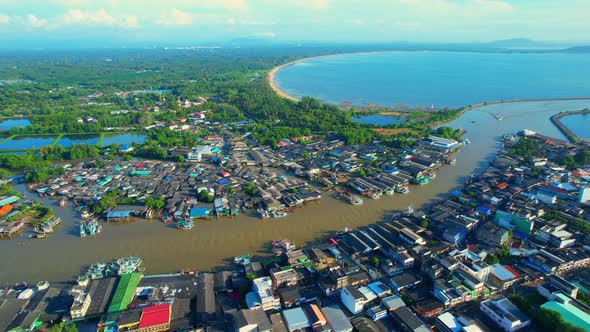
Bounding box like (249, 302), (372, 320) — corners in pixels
(1, 100), (589, 283)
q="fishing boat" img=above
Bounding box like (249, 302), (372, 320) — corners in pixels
(59, 198), (67, 208)
(258, 209), (269, 219)
(114, 256), (143, 275)
(395, 185), (410, 194)
(414, 176), (429, 185)
(385, 188), (394, 196)
(176, 218), (193, 230)
(271, 210), (288, 219)
(234, 254), (252, 265)
(80, 218), (102, 237)
(36, 232), (46, 239)
(339, 191), (364, 205)
(337, 227), (353, 235)
(369, 191), (382, 199)
(272, 239), (296, 256)
(80, 208), (94, 220)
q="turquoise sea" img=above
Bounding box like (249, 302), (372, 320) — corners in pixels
(275, 51), (590, 109)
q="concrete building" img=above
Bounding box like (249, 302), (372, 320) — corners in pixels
(249, 277), (281, 311)
(340, 286), (366, 314)
(70, 291), (91, 319)
(321, 304), (353, 332)
(541, 293), (590, 332)
(480, 298), (531, 332)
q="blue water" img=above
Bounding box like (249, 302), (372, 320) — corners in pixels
(101, 133), (146, 147)
(57, 135), (100, 147)
(352, 114), (407, 125)
(0, 136), (56, 150)
(559, 113), (590, 139)
(276, 51), (590, 109)
(0, 119), (31, 131)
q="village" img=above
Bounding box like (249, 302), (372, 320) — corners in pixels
(1, 129), (589, 332)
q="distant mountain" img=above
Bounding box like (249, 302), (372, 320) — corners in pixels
(562, 46), (590, 53)
(486, 38), (544, 48)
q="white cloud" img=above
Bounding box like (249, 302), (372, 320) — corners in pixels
(157, 8), (193, 25)
(123, 15), (139, 28)
(26, 14), (48, 28)
(472, 0), (513, 13)
(287, 0), (330, 10)
(257, 31), (276, 38)
(63, 8), (116, 25)
(0, 13), (9, 24)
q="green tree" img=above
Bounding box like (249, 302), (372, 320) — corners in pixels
(370, 256), (380, 268)
(244, 182), (258, 197)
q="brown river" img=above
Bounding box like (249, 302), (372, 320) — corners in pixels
(1, 100), (589, 283)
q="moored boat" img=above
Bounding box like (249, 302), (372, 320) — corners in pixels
(272, 239), (296, 256)
(234, 254), (252, 265)
(271, 210), (288, 219)
(176, 218), (193, 230)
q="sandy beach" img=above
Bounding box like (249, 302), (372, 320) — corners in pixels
(267, 58), (311, 102)
(267, 51), (390, 102)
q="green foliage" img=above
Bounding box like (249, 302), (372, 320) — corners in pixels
(435, 126), (462, 140)
(419, 220), (429, 228)
(48, 322), (78, 332)
(0, 168), (12, 180)
(484, 254), (500, 265)
(244, 182), (258, 197)
(509, 137), (543, 159)
(0, 183), (20, 197)
(370, 256), (380, 268)
(577, 291), (590, 306)
(533, 308), (585, 332)
(198, 190), (214, 203)
(136, 144), (168, 160)
(24, 166), (66, 183)
(145, 197), (165, 210)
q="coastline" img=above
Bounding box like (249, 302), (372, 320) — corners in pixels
(268, 51), (396, 102)
(550, 109), (590, 143)
(268, 51), (590, 125)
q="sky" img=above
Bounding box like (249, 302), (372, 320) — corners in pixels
(0, 0), (588, 46)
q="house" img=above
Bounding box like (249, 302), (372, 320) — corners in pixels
(390, 272), (421, 294)
(271, 268), (298, 289)
(321, 304), (353, 332)
(248, 277), (281, 311)
(282, 307), (311, 332)
(340, 286), (366, 314)
(302, 304), (327, 329)
(480, 297), (531, 332)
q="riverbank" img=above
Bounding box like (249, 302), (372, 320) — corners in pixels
(550, 109), (590, 143)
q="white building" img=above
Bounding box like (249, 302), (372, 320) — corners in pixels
(187, 145), (219, 162)
(250, 277), (281, 311)
(579, 187), (590, 203)
(340, 286), (366, 314)
(480, 298), (530, 332)
(70, 291), (91, 319)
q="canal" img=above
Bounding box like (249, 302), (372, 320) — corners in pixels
(0, 100), (588, 283)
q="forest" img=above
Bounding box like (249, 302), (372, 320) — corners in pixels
(0, 46), (465, 177)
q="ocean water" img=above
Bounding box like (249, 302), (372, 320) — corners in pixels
(559, 113), (590, 139)
(275, 51), (590, 109)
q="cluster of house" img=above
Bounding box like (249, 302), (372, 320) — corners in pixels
(0, 195), (24, 238)
(219, 135), (462, 202)
(4, 130), (590, 331)
(31, 157), (321, 223)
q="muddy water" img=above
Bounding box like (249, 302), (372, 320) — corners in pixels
(1, 100), (588, 283)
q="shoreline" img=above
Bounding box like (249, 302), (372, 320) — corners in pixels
(267, 51), (590, 121)
(550, 109), (590, 143)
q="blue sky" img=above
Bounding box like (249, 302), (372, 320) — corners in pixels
(0, 0), (588, 45)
